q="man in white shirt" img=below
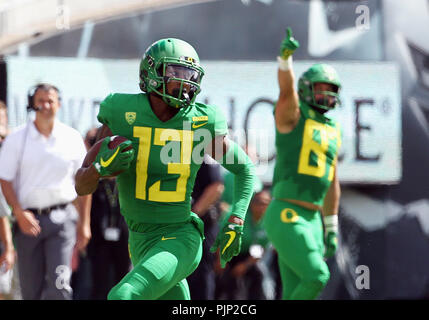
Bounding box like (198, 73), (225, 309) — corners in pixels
(0, 84), (91, 300)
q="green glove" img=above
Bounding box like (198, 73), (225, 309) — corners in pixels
(93, 137), (135, 177)
(324, 231), (338, 259)
(280, 27), (300, 59)
(210, 222), (244, 268)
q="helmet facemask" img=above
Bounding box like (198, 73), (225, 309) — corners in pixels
(310, 83), (341, 112)
(157, 60), (203, 108)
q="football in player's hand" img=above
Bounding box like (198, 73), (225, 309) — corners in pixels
(107, 135), (133, 152)
(84, 135), (133, 178)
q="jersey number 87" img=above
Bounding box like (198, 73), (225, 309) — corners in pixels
(298, 119), (340, 181)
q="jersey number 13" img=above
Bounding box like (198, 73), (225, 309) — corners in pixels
(133, 126), (194, 202)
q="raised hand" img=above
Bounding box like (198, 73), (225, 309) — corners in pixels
(280, 27), (300, 59)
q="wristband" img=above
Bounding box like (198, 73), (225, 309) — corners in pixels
(323, 214), (338, 233)
(277, 55), (293, 71)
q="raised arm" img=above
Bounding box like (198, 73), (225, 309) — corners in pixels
(275, 27), (301, 134)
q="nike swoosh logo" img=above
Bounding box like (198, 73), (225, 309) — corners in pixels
(100, 147), (120, 167)
(161, 236), (177, 241)
(308, 0), (365, 57)
(192, 122), (208, 129)
(221, 231), (236, 255)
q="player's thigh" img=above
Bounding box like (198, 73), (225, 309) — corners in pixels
(263, 199), (308, 250)
(112, 221), (202, 299)
(277, 257), (300, 300)
(142, 233), (201, 282)
(263, 200), (325, 277)
(308, 211), (325, 256)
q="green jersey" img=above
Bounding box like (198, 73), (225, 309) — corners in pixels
(98, 93), (228, 224)
(272, 101), (341, 206)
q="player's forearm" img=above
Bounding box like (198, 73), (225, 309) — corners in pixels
(219, 142), (255, 221)
(0, 217), (13, 251)
(322, 176), (340, 217)
(322, 180), (340, 237)
(192, 182), (224, 217)
(278, 67), (296, 98)
(74, 166), (100, 196)
(275, 60), (300, 131)
(0, 179), (22, 214)
(73, 194), (91, 225)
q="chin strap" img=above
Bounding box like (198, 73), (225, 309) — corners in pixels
(182, 91), (190, 104)
(309, 104), (329, 115)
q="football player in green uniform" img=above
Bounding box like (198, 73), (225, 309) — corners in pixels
(262, 28), (342, 300)
(75, 38), (255, 300)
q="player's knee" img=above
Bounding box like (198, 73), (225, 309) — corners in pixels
(303, 267), (330, 291)
(317, 267), (330, 288)
(108, 282), (142, 300)
(108, 283), (126, 300)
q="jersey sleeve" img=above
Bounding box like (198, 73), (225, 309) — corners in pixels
(97, 93), (115, 127)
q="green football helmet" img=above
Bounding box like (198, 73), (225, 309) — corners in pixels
(298, 63), (341, 111)
(139, 38), (205, 109)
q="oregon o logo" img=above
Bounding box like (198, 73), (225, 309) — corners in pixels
(280, 208), (299, 223)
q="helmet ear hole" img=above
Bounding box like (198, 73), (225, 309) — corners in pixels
(139, 69), (148, 92)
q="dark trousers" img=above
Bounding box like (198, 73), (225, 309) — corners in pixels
(187, 210), (218, 300)
(215, 254), (268, 300)
(88, 236), (131, 300)
(14, 205), (77, 300)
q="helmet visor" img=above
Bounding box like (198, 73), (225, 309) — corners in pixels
(312, 83), (341, 110)
(157, 63), (203, 108)
(164, 64), (202, 84)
